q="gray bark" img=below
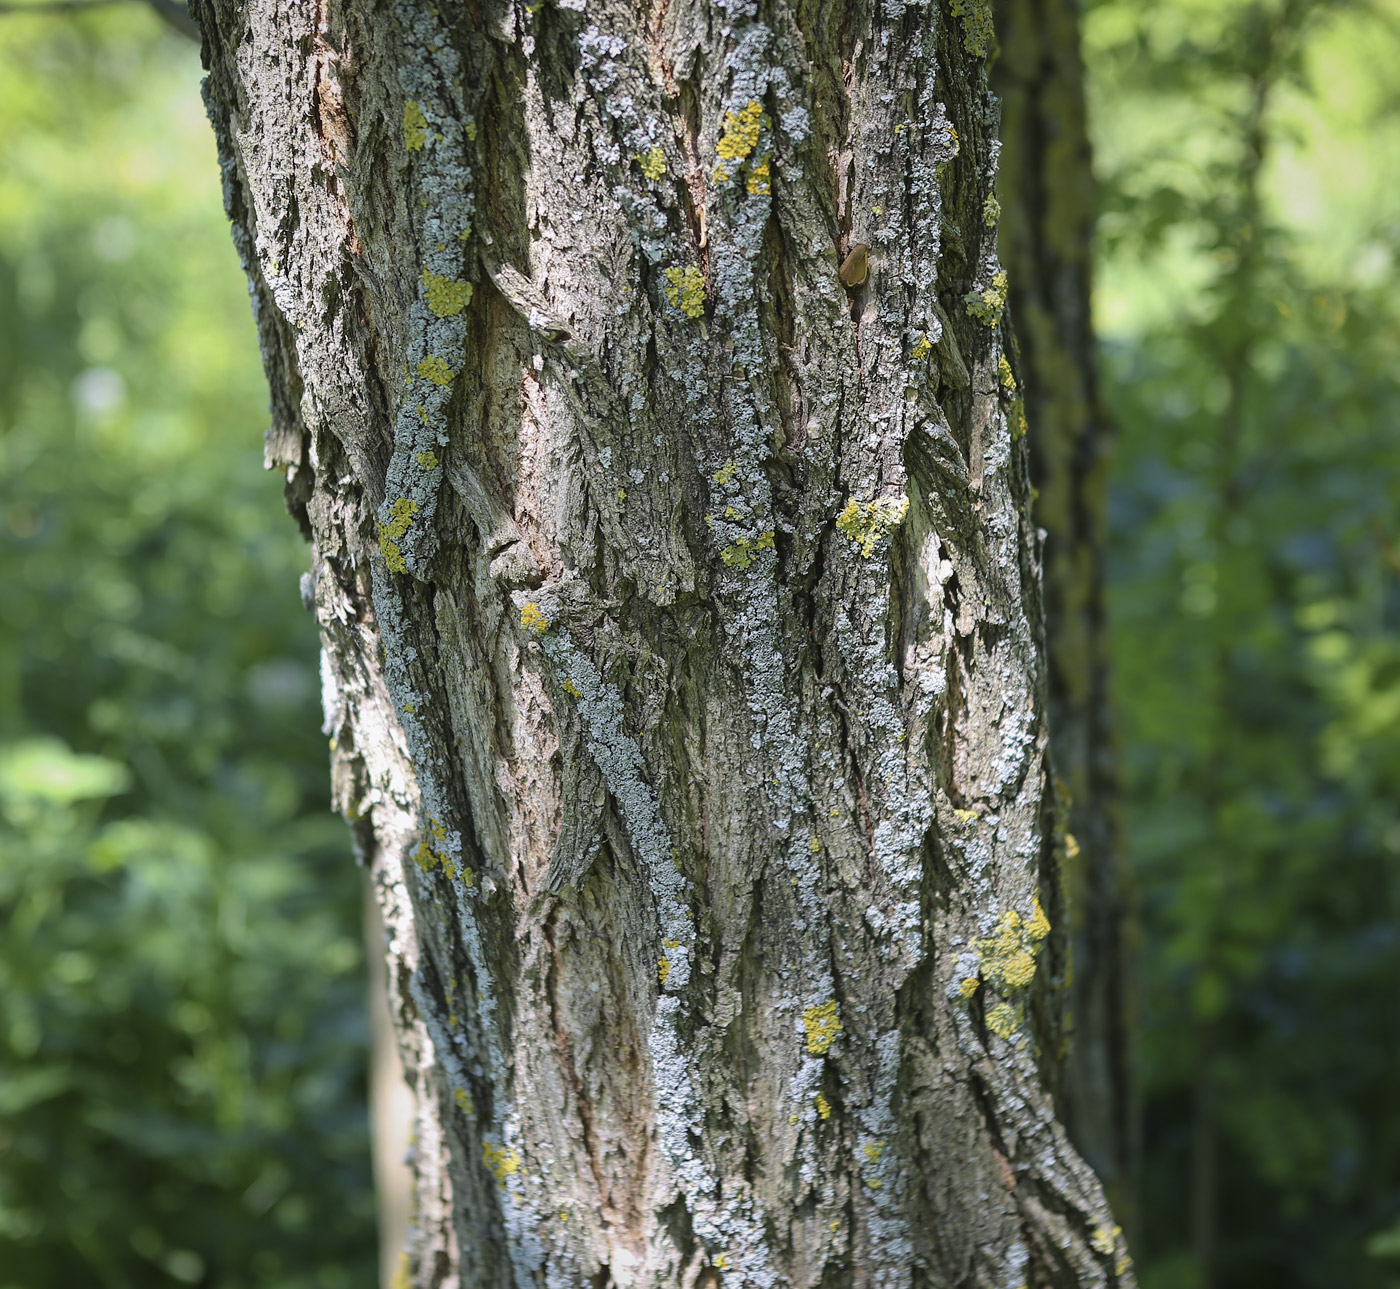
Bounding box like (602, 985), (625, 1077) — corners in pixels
(991, 0), (1136, 1222)
(194, 0), (1131, 1284)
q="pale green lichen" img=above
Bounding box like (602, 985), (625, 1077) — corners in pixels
(721, 530), (775, 570)
(802, 1000), (842, 1055)
(417, 354), (455, 386)
(421, 269), (473, 318)
(966, 269), (1009, 327)
(835, 495), (909, 558)
(377, 498), (419, 573)
(950, 0), (995, 57)
(637, 146), (667, 180)
(403, 100), (427, 152)
(664, 265), (706, 319)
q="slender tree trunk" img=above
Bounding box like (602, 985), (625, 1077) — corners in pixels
(195, 0), (1130, 1284)
(990, 0), (1136, 1222)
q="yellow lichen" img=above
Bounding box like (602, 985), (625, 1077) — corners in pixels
(999, 355), (1017, 392)
(716, 100), (764, 163)
(454, 1087), (474, 1115)
(984, 194), (1002, 227)
(714, 1254), (730, 1271)
(863, 1140), (885, 1164)
(712, 461), (737, 485)
(959, 976), (981, 999)
(377, 497), (419, 573)
(802, 1000), (842, 1056)
(519, 602), (549, 634)
(1092, 1224), (1122, 1256)
(911, 333), (933, 362)
(658, 958), (671, 985)
(562, 677), (581, 698)
(966, 269), (1009, 327)
(403, 99), (427, 151)
(664, 264), (706, 319)
(815, 1092), (832, 1120)
(1011, 400), (1029, 440)
(482, 1141), (521, 1186)
(416, 449), (440, 470)
(1002, 950), (1037, 988)
(720, 530), (775, 570)
(808, 836), (820, 853)
(417, 354), (455, 386)
(746, 155), (771, 196)
(950, 0), (995, 57)
(421, 270), (473, 318)
(835, 496), (910, 558)
(1065, 832), (1081, 858)
(973, 908), (1049, 993)
(986, 1002), (1018, 1039)
(637, 145), (667, 180)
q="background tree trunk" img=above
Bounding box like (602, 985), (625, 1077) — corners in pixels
(991, 0), (1136, 1223)
(194, 0), (1130, 1284)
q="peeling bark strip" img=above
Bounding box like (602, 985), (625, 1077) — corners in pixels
(195, 0), (1131, 1284)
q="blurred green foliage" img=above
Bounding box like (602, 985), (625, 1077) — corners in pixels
(0, 8), (375, 1288)
(1086, 1), (1400, 1285)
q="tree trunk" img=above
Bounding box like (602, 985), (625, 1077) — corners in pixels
(194, 0), (1130, 1284)
(991, 0), (1136, 1222)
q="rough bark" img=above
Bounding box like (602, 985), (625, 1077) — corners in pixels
(194, 0), (1131, 1284)
(990, 0), (1135, 1220)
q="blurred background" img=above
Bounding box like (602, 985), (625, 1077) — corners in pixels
(0, 2), (1397, 1288)
(0, 6), (375, 1288)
